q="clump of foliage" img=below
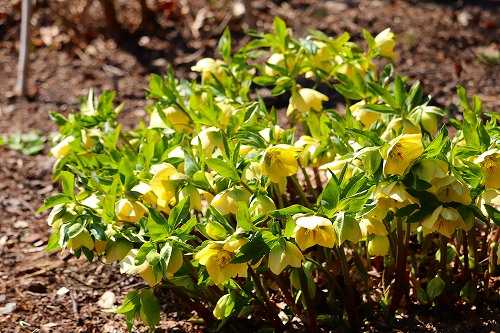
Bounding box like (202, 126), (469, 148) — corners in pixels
(40, 18), (499, 332)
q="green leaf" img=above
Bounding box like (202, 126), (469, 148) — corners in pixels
(270, 204), (313, 217)
(37, 194), (72, 213)
(319, 175), (340, 211)
(236, 202), (252, 231)
(58, 171), (75, 197)
(167, 197), (191, 230)
(426, 275), (445, 300)
(116, 290), (140, 314)
(422, 126), (450, 159)
(140, 289), (160, 328)
(206, 158), (239, 181)
(218, 28), (232, 62)
(484, 204), (500, 226)
(232, 232), (270, 264)
(147, 208), (170, 241)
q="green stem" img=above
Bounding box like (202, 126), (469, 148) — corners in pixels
(273, 183), (284, 209)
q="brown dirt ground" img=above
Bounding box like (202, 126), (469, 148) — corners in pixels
(0, 0), (499, 332)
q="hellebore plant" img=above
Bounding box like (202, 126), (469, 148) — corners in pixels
(40, 18), (499, 332)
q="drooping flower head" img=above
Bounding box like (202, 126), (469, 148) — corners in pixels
(194, 238), (248, 285)
(261, 144), (301, 183)
(383, 133), (424, 176)
(293, 215), (337, 250)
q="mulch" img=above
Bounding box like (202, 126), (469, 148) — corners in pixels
(0, 0), (498, 332)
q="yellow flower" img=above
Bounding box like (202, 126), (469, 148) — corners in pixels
(179, 185), (202, 211)
(360, 218), (388, 238)
(366, 182), (418, 223)
(310, 41), (332, 70)
(383, 133), (424, 176)
(374, 28), (396, 60)
(381, 117), (420, 141)
(120, 250), (163, 287)
(259, 125), (284, 142)
(293, 215), (337, 250)
(249, 194), (276, 217)
(295, 135), (323, 166)
(50, 135), (75, 159)
(415, 159), (449, 183)
(191, 127), (223, 156)
(194, 239), (248, 285)
(262, 144), (301, 183)
(191, 58), (225, 82)
(287, 88), (328, 116)
(149, 106), (191, 132)
(67, 229), (94, 251)
(211, 186), (251, 215)
(150, 163), (185, 208)
(478, 188), (500, 216)
(430, 176), (471, 205)
(368, 235), (390, 256)
(475, 149), (500, 189)
(422, 206), (466, 238)
(268, 241), (304, 275)
(350, 101), (381, 128)
(115, 198), (147, 223)
(131, 182), (160, 209)
(94, 240), (107, 254)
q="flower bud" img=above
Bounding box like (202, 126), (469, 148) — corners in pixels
(374, 28), (396, 60)
(191, 58), (225, 82)
(268, 241), (304, 275)
(368, 235), (390, 256)
(213, 294), (234, 320)
(105, 240), (133, 263)
(249, 195), (276, 217)
(287, 88), (328, 116)
(67, 229), (94, 251)
(206, 220), (229, 240)
(191, 127), (223, 156)
(474, 149), (500, 189)
(211, 187), (251, 215)
(115, 198), (147, 223)
(350, 101), (381, 128)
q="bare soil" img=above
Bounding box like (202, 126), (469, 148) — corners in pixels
(0, 0), (499, 332)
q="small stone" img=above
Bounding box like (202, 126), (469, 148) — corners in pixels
(97, 291), (116, 309)
(0, 302), (16, 315)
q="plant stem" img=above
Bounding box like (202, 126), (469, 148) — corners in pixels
(298, 159), (315, 195)
(313, 167), (323, 192)
(440, 235), (447, 277)
(462, 231), (471, 281)
(290, 175), (309, 207)
(337, 245), (360, 331)
(298, 268), (317, 333)
(248, 266), (284, 332)
(389, 217), (408, 317)
(273, 183), (284, 209)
